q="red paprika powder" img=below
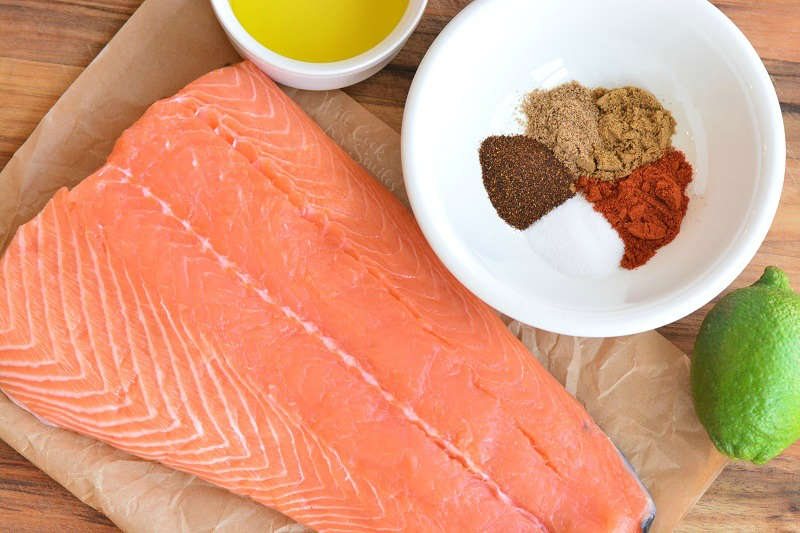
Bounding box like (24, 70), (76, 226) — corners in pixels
(576, 150), (693, 269)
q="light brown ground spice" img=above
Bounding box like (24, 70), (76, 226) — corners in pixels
(479, 135), (575, 230)
(521, 82), (676, 181)
(521, 82), (601, 178)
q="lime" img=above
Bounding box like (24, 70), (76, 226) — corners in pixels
(691, 266), (800, 464)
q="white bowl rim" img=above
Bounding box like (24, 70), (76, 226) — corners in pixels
(209, 0), (428, 76)
(401, 0), (786, 338)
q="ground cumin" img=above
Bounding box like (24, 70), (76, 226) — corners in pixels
(576, 149), (693, 269)
(521, 83), (676, 181)
(479, 135), (575, 230)
(521, 82), (601, 177)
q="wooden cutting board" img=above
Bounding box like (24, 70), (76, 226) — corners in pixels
(0, 0), (798, 530)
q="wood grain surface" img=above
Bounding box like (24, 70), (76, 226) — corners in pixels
(1, 0), (799, 530)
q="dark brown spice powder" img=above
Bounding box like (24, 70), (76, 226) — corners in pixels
(479, 135), (575, 230)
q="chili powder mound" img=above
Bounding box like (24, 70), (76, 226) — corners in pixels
(577, 149), (693, 269)
(479, 135), (575, 230)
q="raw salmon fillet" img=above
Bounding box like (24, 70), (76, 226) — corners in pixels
(0, 62), (654, 532)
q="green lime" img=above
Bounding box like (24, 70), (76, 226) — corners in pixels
(691, 266), (800, 464)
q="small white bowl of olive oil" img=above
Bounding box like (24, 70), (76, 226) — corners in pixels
(210, 0), (427, 90)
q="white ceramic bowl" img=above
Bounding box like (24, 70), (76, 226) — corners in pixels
(402, 0), (785, 337)
(210, 0), (428, 90)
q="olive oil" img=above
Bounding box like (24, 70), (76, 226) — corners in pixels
(230, 0), (409, 63)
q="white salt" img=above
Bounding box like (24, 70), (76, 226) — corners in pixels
(525, 196), (624, 279)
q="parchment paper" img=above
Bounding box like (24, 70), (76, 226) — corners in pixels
(0, 0), (728, 531)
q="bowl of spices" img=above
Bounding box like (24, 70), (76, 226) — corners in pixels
(210, 0), (427, 90)
(402, 0), (785, 336)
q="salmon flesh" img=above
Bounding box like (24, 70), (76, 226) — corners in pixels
(0, 62), (654, 532)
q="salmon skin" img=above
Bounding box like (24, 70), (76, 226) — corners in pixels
(0, 62), (654, 532)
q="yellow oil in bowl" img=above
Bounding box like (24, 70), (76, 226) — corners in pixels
(230, 0), (409, 63)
